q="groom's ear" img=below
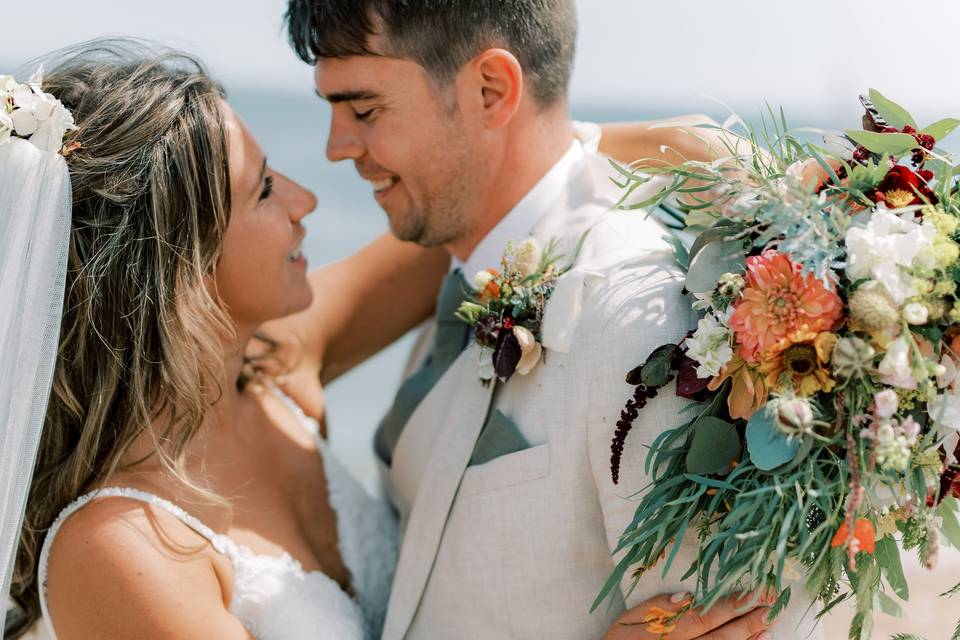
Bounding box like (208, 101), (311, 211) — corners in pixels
(469, 48), (524, 130)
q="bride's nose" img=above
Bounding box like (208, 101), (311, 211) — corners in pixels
(279, 173), (318, 221)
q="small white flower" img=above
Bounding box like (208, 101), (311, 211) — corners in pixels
(513, 325), (543, 375)
(878, 337), (918, 389)
(0, 74), (19, 93)
(474, 270), (494, 291)
(903, 302), (928, 325)
(874, 389), (899, 418)
(937, 356), (958, 389)
(512, 238), (542, 278)
(876, 422), (895, 445)
(684, 313), (733, 378)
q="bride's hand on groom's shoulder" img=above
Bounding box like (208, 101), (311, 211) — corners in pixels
(248, 312), (326, 421)
(604, 591), (775, 640)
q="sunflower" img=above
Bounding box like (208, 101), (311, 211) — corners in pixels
(759, 330), (838, 396)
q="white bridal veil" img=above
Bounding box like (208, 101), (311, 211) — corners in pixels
(0, 137), (71, 638)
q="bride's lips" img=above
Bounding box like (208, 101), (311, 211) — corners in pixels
(287, 235), (307, 269)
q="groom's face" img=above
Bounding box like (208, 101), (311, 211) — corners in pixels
(315, 51), (481, 247)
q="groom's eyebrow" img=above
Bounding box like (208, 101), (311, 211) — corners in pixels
(317, 88), (381, 103)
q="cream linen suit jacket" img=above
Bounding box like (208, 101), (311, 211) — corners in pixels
(377, 145), (823, 640)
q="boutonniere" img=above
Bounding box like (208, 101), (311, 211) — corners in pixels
(457, 236), (583, 382)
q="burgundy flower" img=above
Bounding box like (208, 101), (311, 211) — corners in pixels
(868, 164), (938, 208)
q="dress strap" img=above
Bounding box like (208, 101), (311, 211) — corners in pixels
(37, 487), (237, 640)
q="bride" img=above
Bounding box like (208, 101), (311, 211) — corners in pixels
(2, 40), (765, 640)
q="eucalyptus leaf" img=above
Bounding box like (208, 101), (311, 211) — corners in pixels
(685, 239), (745, 294)
(868, 88), (918, 130)
(874, 535), (909, 600)
(875, 591), (904, 618)
(922, 118), (960, 142)
(745, 407), (800, 471)
(939, 497), (960, 549)
(845, 130), (918, 156)
(663, 233), (689, 270)
(685, 416), (740, 475)
(688, 221), (747, 263)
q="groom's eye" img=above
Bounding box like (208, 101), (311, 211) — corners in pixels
(353, 108), (376, 121)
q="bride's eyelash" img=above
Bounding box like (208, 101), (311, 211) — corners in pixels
(259, 175), (274, 201)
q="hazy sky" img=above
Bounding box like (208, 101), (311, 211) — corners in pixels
(3, 1), (959, 123)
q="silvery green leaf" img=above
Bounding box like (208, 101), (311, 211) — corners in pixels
(745, 407), (799, 471)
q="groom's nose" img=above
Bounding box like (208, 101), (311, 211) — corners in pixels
(326, 113), (365, 163)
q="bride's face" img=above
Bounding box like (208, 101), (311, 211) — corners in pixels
(213, 103), (317, 330)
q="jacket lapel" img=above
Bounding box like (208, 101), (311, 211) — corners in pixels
(382, 343), (495, 640)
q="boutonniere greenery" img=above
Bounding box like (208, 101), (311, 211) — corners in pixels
(456, 235), (584, 382)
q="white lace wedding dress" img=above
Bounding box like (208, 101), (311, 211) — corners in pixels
(30, 394), (399, 640)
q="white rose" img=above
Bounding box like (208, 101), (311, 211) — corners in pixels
(513, 325), (543, 375)
(11, 108), (37, 136)
(878, 337), (917, 389)
(474, 270), (494, 290)
(844, 211), (936, 304)
(903, 302), (928, 325)
(513, 238), (542, 278)
(874, 389), (899, 418)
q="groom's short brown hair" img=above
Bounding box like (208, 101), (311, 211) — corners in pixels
(285, 0), (577, 107)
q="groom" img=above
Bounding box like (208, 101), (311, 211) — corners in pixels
(282, 1), (819, 639)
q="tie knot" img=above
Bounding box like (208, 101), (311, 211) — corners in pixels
(436, 269), (471, 324)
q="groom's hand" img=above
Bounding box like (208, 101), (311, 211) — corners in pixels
(603, 591), (775, 640)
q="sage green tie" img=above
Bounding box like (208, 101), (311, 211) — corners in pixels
(376, 269), (471, 466)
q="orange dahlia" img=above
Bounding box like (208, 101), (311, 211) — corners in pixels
(759, 330), (838, 396)
(729, 251), (843, 363)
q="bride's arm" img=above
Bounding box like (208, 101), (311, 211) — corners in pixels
(598, 115), (749, 167)
(44, 500), (255, 639)
(307, 234), (448, 385)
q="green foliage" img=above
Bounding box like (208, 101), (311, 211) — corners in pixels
(639, 344), (680, 387)
(685, 417), (739, 475)
(766, 586), (791, 623)
(922, 118), (960, 142)
(844, 130), (919, 156)
(939, 498), (960, 549)
(868, 88), (918, 130)
(874, 535), (909, 600)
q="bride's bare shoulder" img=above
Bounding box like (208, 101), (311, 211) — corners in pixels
(43, 496), (251, 640)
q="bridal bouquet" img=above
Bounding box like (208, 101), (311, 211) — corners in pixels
(596, 91), (960, 640)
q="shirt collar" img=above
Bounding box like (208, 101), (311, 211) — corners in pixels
(453, 138), (584, 285)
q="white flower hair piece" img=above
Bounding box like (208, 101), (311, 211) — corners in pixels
(1, 66), (78, 154)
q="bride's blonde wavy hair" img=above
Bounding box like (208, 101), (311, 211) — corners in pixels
(6, 39), (236, 637)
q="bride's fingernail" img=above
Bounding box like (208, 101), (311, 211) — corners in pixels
(669, 592), (690, 604)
